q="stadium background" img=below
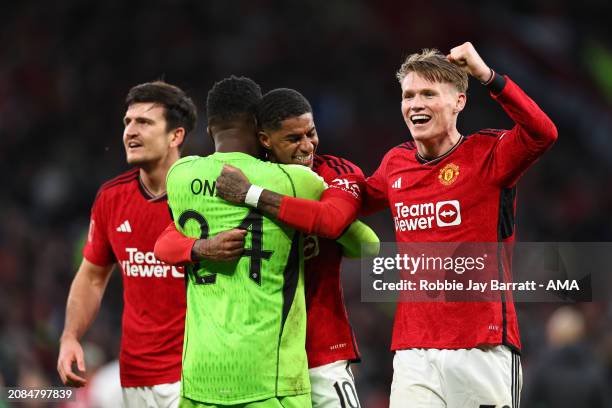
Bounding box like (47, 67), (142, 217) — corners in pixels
(1, 0), (611, 406)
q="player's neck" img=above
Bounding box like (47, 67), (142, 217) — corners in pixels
(138, 156), (177, 197)
(415, 129), (462, 161)
(213, 130), (259, 157)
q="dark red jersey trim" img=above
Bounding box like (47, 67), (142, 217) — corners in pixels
(487, 73), (507, 95)
(497, 187), (516, 347)
(499, 187), (516, 240)
(94, 169), (139, 201)
(496, 242), (508, 347)
(137, 177), (167, 202)
(320, 155), (353, 176)
(477, 131), (501, 138)
(415, 136), (465, 165)
(325, 157), (344, 175)
(348, 325), (361, 364)
(396, 141), (416, 151)
(99, 169), (139, 192)
(338, 157), (355, 173)
(313, 157), (324, 173)
(474, 128), (506, 138)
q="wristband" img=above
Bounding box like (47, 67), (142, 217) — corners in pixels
(245, 185), (264, 207)
(487, 72), (506, 95)
(481, 68), (495, 85)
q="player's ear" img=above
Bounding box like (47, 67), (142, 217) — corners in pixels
(258, 131), (271, 150)
(454, 93), (466, 114)
(169, 127), (185, 148)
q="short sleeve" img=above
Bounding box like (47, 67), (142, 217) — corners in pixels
(82, 191), (115, 266)
(362, 151), (391, 215)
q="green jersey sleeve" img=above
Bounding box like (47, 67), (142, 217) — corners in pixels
(277, 164), (326, 200)
(337, 220), (381, 258)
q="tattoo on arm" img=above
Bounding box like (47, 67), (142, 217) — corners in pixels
(257, 190), (282, 217)
(191, 239), (207, 262)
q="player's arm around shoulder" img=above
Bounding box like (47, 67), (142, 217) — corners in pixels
(213, 162), (327, 228)
(311, 154), (381, 255)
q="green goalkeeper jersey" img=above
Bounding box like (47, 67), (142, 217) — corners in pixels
(166, 152), (325, 404)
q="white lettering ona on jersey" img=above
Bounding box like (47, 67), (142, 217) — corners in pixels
(393, 200), (462, 231)
(122, 248), (184, 278)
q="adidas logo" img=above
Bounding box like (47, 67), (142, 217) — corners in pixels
(391, 177), (402, 189)
(116, 220), (132, 233)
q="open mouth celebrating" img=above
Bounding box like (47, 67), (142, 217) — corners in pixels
(410, 114), (432, 126)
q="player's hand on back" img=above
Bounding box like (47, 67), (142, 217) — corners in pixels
(447, 42), (492, 83)
(192, 229), (247, 261)
(216, 164), (251, 204)
(57, 335), (87, 387)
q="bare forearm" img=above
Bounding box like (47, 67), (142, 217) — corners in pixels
(256, 190), (282, 218)
(61, 262), (112, 341)
(191, 239), (223, 261)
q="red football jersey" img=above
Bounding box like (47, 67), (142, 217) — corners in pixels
(83, 169), (186, 387)
(305, 154), (364, 368)
(364, 76), (557, 351)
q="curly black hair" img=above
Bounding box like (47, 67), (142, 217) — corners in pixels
(206, 76), (262, 125)
(256, 88), (312, 131)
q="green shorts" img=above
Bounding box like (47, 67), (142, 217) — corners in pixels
(179, 393), (312, 408)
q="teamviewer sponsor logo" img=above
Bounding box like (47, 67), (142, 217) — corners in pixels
(435, 200), (461, 227)
(393, 200), (462, 231)
(122, 248), (184, 278)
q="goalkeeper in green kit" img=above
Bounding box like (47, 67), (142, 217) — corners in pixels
(164, 77), (377, 408)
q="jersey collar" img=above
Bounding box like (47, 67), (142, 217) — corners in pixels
(211, 151), (258, 161)
(415, 135), (465, 166)
(138, 176), (167, 202)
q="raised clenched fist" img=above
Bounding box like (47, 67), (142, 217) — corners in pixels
(447, 42), (492, 83)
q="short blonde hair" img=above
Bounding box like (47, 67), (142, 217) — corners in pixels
(396, 49), (468, 93)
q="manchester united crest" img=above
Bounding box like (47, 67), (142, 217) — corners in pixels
(438, 163), (460, 186)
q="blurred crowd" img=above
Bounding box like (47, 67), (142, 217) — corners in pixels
(1, 0), (611, 406)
